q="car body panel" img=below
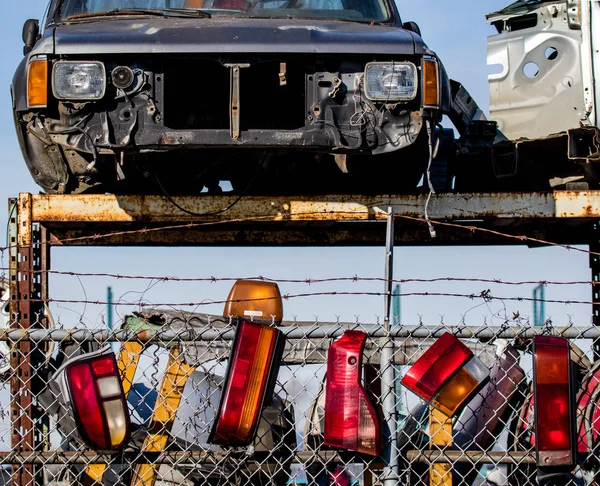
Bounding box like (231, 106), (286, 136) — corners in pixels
(487, 1), (588, 140)
(51, 18), (422, 55)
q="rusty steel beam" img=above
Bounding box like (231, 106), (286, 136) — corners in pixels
(43, 222), (595, 247)
(26, 191), (600, 224)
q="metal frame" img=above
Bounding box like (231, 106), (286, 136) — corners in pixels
(8, 190), (600, 485)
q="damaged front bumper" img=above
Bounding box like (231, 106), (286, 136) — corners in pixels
(16, 55), (436, 193)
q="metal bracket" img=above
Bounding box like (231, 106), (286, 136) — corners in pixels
(567, 0), (582, 30)
(328, 76), (343, 99)
(279, 62), (287, 86)
(224, 63), (250, 140)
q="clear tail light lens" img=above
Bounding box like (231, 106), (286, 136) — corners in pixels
(533, 335), (575, 468)
(209, 320), (285, 446)
(402, 333), (489, 417)
(324, 330), (380, 456)
(65, 352), (130, 451)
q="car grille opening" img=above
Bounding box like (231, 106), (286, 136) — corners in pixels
(164, 58), (306, 131)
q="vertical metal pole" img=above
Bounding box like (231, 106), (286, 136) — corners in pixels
(533, 284), (545, 327)
(10, 194), (35, 486)
(107, 286), (114, 330)
(381, 208), (399, 486)
(392, 284), (401, 326)
(38, 226), (51, 452)
(590, 222), (600, 360)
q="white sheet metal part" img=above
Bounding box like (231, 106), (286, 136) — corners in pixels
(582, 0), (600, 126)
(488, 1), (588, 140)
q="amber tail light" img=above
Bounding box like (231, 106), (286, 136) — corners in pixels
(533, 335), (576, 469)
(209, 319), (285, 446)
(401, 332), (489, 417)
(65, 352), (130, 451)
(324, 330), (380, 456)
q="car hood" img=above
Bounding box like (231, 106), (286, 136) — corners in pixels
(52, 17), (422, 55)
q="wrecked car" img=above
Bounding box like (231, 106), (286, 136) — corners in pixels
(449, 0), (600, 193)
(12, 0), (451, 195)
(487, 0), (592, 141)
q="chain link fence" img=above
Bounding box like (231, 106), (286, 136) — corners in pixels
(2, 192), (600, 485)
(3, 286), (600, 486)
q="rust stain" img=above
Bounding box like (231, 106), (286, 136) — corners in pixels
(583, 204), (595, 217)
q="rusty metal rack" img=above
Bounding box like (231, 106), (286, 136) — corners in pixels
(7, 190), (600, 486)
(16, 190), (600, 246)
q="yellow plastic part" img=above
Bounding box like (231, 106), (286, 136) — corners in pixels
(429, 407), (453, 486)
(84, 342), (143, 484)
(131, 348), (194, 486)
(118, 342), (144, 396)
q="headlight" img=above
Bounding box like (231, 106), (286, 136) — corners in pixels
(52, 61), (106, 101)
(364, 62), (418, 102)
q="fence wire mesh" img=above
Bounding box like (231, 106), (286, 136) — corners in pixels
(2, 276), (600, 486)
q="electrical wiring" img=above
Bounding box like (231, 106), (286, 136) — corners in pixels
(153, 154), (264, 217)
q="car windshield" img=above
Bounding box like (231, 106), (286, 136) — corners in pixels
(58, 0), (391, 22)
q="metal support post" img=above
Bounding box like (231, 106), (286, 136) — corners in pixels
(10, 195), (34, 486)
(590, 222), (600, 360)
(9, 194), (47, 486)
(380, 209), (399, 486)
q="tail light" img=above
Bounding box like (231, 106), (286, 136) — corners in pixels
(577, 365), (600, 453)
(209, 319), (285, 446)
(211, 280), (285, 446)
(401, 333), (489, 417)
(533, 336), (575, 468)
(324, 330), (380, 456)
(65, 351), (130, 451)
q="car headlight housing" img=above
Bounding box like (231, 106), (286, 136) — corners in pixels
(52, 61), (106, 101)
(364, 62), (418, 102)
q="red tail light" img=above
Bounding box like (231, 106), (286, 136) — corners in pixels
(577, 366), (600, 453)
(65, 352), (130, 451)
(533, 335), (575, 468)
(401, 333), (489, 417)
(324, 330), (380, 456)
(209, 320), (285, 446)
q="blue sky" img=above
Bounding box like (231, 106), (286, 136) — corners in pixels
(0, 1), (593, 329)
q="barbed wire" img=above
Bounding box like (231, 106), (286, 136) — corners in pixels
(19, 290), (596, 308)
(0, 269), (596, 287)
(0, 209), (597, 257)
